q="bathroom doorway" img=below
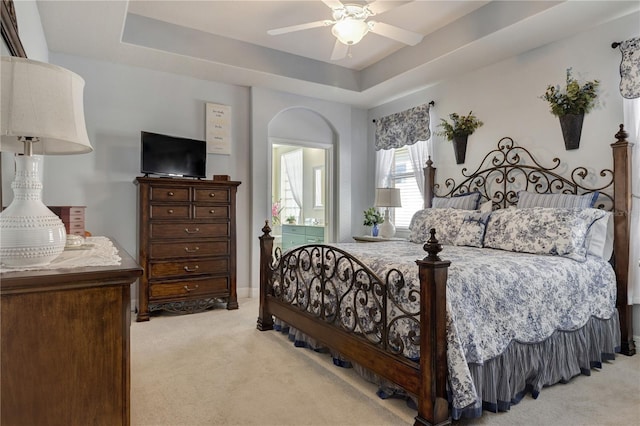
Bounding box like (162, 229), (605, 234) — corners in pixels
(271, 141), (332, 251)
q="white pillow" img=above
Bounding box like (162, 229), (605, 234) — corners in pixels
(585, 211), (614, 260)
(479, 200), (492, 213)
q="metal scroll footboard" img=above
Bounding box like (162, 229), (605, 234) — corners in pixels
(257, 222), (451, 426)
(273, 243), (423, 356)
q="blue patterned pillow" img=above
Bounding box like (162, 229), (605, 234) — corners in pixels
(408, 208), (469, 245)
(483, 207), (606, 261)
(454, 212), (492, 248)
(516, 191), (598, 209)
(432, 191), (481, 210)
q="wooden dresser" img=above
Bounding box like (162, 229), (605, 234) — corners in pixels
(135, 177), (241, 321)
(0, 241), (142, 426)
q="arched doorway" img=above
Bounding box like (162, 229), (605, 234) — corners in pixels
(268, 107), (335, 248)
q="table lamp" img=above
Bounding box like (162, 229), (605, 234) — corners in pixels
(374, 187), (402, 238)
(0, 56), (93, 267)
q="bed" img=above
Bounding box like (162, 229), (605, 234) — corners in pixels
(256, 125), (635, 426)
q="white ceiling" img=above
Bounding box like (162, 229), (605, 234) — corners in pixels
(35, 0), (640, 108)
(126, 0), (490, 70)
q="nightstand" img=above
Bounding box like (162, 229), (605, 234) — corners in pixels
(352, 236), (405, 243)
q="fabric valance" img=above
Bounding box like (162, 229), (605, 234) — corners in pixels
(615, 36), (640, 99)
(374, 103), (431, 151)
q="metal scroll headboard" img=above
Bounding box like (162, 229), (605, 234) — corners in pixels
(432, 136), (614, 211)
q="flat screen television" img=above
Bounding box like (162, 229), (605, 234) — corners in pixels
(140, 131), (206, 178)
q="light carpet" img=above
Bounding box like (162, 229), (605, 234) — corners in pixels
(131, 298), (640, 425)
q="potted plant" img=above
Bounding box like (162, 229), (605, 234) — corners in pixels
(363, 207), (384, 237)
(285, 215), (297, 224)
(541, 68), (599, 150)
(436, 111), (484, 164)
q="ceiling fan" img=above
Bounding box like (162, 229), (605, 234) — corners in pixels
(267, 0), (424, 60)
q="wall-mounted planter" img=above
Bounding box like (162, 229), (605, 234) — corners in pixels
(558, 113), (584, 150)
(452, 135), (468, 164)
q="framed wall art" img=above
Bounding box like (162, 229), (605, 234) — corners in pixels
(205, 102), (232, 155)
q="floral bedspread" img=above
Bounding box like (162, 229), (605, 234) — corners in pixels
(324, 241), (617, 410)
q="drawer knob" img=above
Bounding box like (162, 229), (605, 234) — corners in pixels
(183, 265), (199, 272)
(168, 209), (174, 214)
(184, 227), (200, 234)
(209, 209), (215, 214)
(183, 284), (199, 292)
(168, 191), (174, 196)
(209, 193), (215, 197)
(184, 246), (200, 253)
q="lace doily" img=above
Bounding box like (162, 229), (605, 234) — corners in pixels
(0, 236), (121, 273)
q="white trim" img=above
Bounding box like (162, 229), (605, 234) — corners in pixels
(270, 136), (332, 150)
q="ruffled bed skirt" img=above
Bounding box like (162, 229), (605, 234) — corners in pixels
(273, 311), (621, 420)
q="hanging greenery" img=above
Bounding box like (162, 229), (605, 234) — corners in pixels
(436, 111), (484, 141)
(541, 68), (600, 116)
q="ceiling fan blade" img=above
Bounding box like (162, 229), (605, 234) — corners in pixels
(322, 0), (345, 10)
(330, 39), (349, 61)
(365, 1), (411, 15)
(267, 20), (329, 36)
(368, 21), (423, 45)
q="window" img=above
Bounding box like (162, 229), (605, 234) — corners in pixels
(280, 150), (302, 223)
(389, 146), (423, 228)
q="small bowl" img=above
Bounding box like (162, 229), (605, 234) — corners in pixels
(65, 234), (85, 247)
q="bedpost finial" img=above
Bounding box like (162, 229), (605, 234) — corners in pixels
(262, 220), (272, 236)
(426, 156), (433, 168)
(615, 124), (628, 143)
(423, 228), (442, 261)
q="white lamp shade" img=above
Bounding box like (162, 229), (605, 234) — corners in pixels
(374, 188), (402, 208)
(1, 56), (92, 154)
(332, 19), (369, 45)
(0, 57), (92, 268)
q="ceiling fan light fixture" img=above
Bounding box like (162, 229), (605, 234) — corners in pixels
(331, 18), (368, 45)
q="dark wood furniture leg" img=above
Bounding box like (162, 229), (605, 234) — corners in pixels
(611, 125), (636, 356)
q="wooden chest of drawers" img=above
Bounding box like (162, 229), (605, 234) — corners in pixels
(48, 206), (86, 236)
(135, 177), (241, 321)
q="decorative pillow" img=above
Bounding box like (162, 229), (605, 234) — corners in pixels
(516, 190), (598, 209)
(432, 191), (481, 210)
(585, 211), (614, 260)
(483, 207), (606, 261)
(454, 212), (492, 248)
(408, 208), (469, 245)
(479, 200), (493, 213)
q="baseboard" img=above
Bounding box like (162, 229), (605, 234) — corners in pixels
(237, 287), (253, 299)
